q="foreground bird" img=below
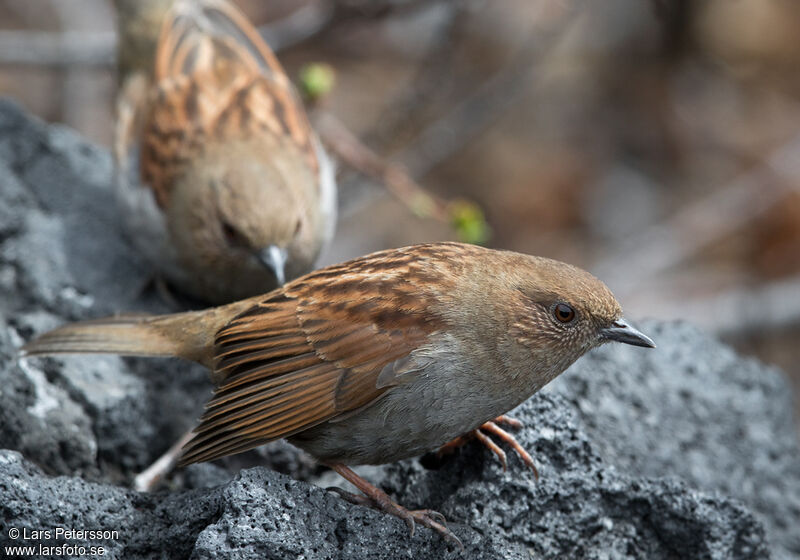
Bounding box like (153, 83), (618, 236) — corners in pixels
(22, 243), (654, 546)
(114, 0), (336, 303)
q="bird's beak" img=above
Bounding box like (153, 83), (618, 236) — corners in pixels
(601, 318), (655, 348)
(256, 245), (288, 285)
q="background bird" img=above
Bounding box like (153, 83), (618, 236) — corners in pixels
(114, 0), (336, 304)
(21, 242), (654, 546)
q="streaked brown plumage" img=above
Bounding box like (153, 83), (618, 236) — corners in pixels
(21, 243), (654, 546)
(114, 0), (336, 303)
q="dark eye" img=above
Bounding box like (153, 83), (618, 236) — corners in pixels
(221, 221), (246, 246)
(553, 303), (576, 323)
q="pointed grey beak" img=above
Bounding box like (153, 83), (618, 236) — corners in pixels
(256, 245), (287, 285)
(601, 318), (655, 348)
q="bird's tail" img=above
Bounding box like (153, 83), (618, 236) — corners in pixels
(20, 300), (255, 368)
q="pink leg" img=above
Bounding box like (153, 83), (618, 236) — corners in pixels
(328, 463), (463, 550)
(437, 415), (538, 479)
(133, 430), (194, 492)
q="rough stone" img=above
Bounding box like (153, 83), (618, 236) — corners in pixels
(0, 450), (220, 559)
(0, 98), (796, 559)
(553, 320), (800, 559)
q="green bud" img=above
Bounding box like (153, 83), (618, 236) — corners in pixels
(299, 63), (336, 101)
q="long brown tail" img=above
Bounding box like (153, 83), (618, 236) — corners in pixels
(21, 311), (212, 366)
(19, 297), (258, 368)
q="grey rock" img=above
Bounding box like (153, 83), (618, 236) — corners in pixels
(0, 97), (150, 318)
(383, 393), (769, 559)
(0, 450), (220, 559)
(553, 320), (800, 559)
(0, 319), (99, 477)
(0, 97), (208, 480)
(0, 98), (796, 558)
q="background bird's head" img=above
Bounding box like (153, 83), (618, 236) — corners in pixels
(165, 141), (321, 300)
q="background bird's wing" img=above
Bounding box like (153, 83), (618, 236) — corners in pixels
(180, 250), (445, 465)
(139, 0), (317, 207)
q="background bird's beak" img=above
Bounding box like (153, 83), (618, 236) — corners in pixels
(602, 318), (655, 348)
(256, 245), (288, 285)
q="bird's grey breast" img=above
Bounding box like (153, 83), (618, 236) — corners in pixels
(289, 332), (526, 465)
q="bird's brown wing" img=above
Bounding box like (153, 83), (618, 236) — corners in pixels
(179, 252), (445, 465)
(139, 0), (317, 207)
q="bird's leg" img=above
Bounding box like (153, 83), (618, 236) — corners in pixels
(436, 415), (538, 479)
(435, 433), (474, 457)
(133, 430), (193, 492)
(326, 463), (463, 550)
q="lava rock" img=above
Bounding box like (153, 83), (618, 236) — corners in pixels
(0, 450), (221, 558)
(0, 98), (796, 558)
(0, 97), (210, 481)
(0, 318), (99, 478)
(554, 320), (800, 559)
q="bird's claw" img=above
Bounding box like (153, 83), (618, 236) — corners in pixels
(402, 509), (462, 549)
(327, 463), (464, 549)
(480, 419), (539, 479)
(438, 415), (538, 479)
(494, 415), (524, 430)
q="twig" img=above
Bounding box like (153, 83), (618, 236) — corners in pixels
(317, 112), (452, 222)
(632, 274), (800, 337)
(317, 112), (491, 243)
(0, 30), (116, 66)
(594, 132), (800, 297)
(395, 4), (580, 178)
(319, 1), (582, 240)
(0, 1), (334, 67)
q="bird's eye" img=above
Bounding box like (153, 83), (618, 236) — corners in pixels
(221, 220), (246, 246)
(553, 303), (576, 323)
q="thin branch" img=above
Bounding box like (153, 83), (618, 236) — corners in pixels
(317, 111), (452, 222)
(318, 1), (582, 238)
(396, 41), (543, 179)
(0, 1), (334, 67)
(0, 30), (116, 66)
(633, 274), (800, 337)
(395, 3), (581, 178)
(594, 132), (800, 297)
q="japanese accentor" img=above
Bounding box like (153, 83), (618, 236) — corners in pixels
(22, 242), (654, 546)
(114, 0), (336, 303)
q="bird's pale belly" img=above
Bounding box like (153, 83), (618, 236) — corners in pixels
(289, 351), (535, 465)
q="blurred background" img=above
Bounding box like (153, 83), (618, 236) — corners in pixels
(1, 0), (799, 415)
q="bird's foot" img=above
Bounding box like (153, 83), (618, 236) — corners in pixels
(438, 415), (538, 479)
(327, 463), (463, 550)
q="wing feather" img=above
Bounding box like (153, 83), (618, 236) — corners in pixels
(194, 369), (341, 434)
(140, 0), (317, 208)
(218, 353), (321, 391)
(179, 249), (450, 465)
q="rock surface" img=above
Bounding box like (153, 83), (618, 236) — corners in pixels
(554, 320), (800, 559)
(0, 99), (797, 559)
